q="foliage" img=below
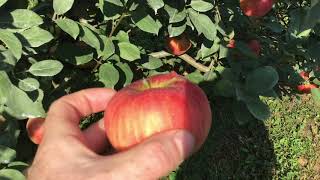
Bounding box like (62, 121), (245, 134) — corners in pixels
(0, 0), (320, 179)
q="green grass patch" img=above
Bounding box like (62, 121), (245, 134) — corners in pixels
(166, 95), (320, 179)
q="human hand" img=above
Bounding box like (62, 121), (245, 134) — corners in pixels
(26, 88), (195, 180)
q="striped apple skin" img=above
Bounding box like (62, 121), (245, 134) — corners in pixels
(104, 72), (212, 151)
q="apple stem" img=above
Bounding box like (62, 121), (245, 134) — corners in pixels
(142, 79), (151, 89)
(149, 51), (210, 72)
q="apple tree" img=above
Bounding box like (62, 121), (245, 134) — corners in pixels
(0, 0), (319, 178)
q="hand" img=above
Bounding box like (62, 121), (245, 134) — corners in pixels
(26, 88), (195, 180)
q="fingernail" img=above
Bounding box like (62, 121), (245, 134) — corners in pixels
(173, 130), (195, 159)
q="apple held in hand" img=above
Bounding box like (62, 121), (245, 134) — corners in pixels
(240, 0), (273, 17)
(104, 72), (212, 151)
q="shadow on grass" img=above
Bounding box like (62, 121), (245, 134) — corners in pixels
(175, 97), (276, 179)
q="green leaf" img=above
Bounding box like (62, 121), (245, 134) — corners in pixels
(311, 88), (320, 106)
(132, 9), (162, 35)
(0, 169), (25, 180)
(56, 18), (80, 39)
(214, 79), (235, 97)
(55, 42), (94, 65)
(0, 49), (17, 72)
(5, 86), (45, 119)
(115, 31), (130, 42)
(97, 36), (115, 60)
(53, 0), (74, 15)
(0, 118), (19, 148)
(1, 9), (43, 29)
(168, 23), (186, 37)
(235, 41), (259, 58)
(186, 71), (204, 84)
(105, 0), (123, 6)
(0, 0), (8, 7)
(260, 89), (278, 98)
(219, 44), (228, 59)
(7, 161), (29, 172)
(99, 63), (119, 88)
(164, 5), (186, 23)
(18, 27), (53, 47)
(188, 9), (216, 40)
(190, 0), (214, 12)
(80, 26), (102, 51)
(18, 78), (40, 92)
(0, 71), (12, 104)
(308, 42), (320, 62)
(245, 66), (279, 94)
(203, 70), (218, 81)
(246, 97), (270, 121)
(199, 41), (220, 59)
(147, 0), (164, 14)
(297, 29), (312, 38)
(232, 101), (254, 125)
(213, 68), (236, 97)
(99, 0), (123, 20)
(0, 29), (22, 59)
(142, 57), (163, 70)
(301, 2), (320, 32)
(116, 62), (133, 86)
(118, 42), (140, 61)
(265, 21), (285, 33)
(0, 145), (16, 164)
(28, 60), (63, 77)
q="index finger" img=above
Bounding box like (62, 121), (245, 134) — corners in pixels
(44, 88), (116, 138)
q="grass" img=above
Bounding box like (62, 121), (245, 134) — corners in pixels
(164, 94), (320, 180)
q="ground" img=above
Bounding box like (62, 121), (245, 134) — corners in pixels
(163, 94), (320, 180)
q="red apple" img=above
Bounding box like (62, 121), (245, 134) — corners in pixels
(166, 33), (192, 56)
(297, 84), (318, 93)
(104, 72), (212, 151)
(26, 118), (45, 144)
(228, 39), (261, 56)
(248, 39), (261, 56)
(240, 0), (273, 17)
(227, 39), (236, 48)
(299, 71), (309, 81)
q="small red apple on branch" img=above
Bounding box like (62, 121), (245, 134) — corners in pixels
(299, 71), (309, 81)
(297, 84), (318, 94)
(27, 72), (212, 153)
(166, 33), (192, 56)
(227, 39), (261, 56)
(297, 71), (319, 93)
(247, 39), (261, 56)
(240, 0), (274, 17)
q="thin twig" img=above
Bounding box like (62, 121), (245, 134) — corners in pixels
(179, 54), (210, 72)
(149, 51), (210, 72)
(109, 14), (126, 37)
(149, 51), (171, 58)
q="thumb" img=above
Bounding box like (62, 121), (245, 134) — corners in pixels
(102, 130), (195, 180)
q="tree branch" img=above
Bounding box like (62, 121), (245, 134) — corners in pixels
(149, 51), (210, 72)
